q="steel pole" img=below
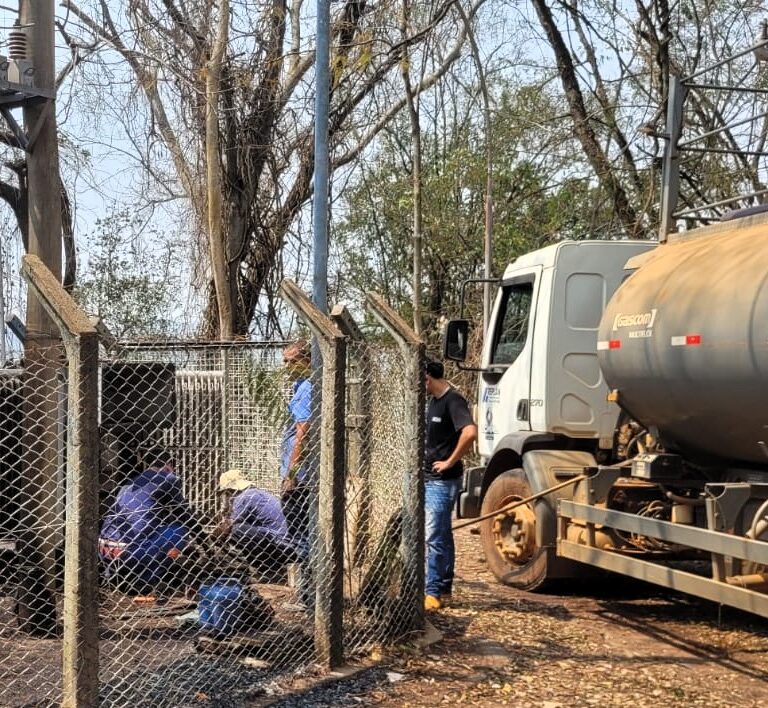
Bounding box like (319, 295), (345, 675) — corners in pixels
(310, 0), (333, 666)
(313, 0), (331, 313)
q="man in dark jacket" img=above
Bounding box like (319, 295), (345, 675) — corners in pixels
(99, 447), (198, 596)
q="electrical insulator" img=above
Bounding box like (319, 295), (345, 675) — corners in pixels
(7, 20), (27, 60)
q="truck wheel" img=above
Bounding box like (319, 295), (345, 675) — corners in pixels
(480, 470), (550, 591)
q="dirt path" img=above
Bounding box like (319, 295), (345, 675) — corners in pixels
(266, 527), (768, 707)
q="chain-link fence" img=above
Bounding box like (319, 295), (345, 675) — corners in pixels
(1, 345), (68, 706)
(341, 342), (416, 653)
(0, 267), (425, 706)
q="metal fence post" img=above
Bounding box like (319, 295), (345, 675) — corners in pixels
(365, 293), (425, 634)
(280, 280), (347, 668)
(22, 255), (99, 707)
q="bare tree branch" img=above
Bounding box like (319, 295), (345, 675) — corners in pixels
(530, 0), (640, 235)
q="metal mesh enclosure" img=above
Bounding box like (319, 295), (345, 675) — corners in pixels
(96, 343), (313, 706)
(342, 342), (415, 654)
(0, 330), (424, 706)
(0, 348), (67, 707)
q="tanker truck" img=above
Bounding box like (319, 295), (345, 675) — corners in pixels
(443, 212), (768, 618)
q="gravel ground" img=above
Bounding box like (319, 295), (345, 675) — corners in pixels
(3, 527), (767, 706)
(260, 527), (768, 707)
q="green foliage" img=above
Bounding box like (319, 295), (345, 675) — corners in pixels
(74, 210), (182, 340)
(333, 82), (612, 336)
(243, 362), (289, 430)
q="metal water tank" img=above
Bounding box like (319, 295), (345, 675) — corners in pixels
(598, 220), (768, 466)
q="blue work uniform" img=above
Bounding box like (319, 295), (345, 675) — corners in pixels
(280, 377), (312, 483)
(229, 487), (296, 570)
(99, 469), (194, 593)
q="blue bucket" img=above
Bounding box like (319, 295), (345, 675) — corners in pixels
(198, 578), (244, 635)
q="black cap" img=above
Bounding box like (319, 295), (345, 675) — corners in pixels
(425, 360), (444, 379)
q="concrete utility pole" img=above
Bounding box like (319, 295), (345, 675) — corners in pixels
(21, 3), (61, 296)
(19, 0), (64, 604)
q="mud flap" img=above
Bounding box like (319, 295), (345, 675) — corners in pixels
(457, 466), (485, 519)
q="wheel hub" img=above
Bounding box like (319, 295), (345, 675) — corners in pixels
(492, 497), (536, 564)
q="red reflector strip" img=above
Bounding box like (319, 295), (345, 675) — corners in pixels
(671, 334), (702, 347)
(597, 339), (622, 351)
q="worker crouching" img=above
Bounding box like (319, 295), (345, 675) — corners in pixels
(98, 447), (199, 598)
(213, 469), (297, 582)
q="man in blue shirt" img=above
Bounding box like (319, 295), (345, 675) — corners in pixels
(99, 447), (198, 596)
(215, 469), (296, 579)
(279, 339), (314, 605)
(279, 340), (312, 546)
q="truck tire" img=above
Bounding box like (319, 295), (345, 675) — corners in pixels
(480, 469), (550, 591)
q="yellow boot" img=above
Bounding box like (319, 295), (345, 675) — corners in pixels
(424, 594), (442, 611)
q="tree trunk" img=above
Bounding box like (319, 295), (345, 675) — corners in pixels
(205, 0), (233, 339)
(401, 0), (423, 336)
(530, 0), (639, 236)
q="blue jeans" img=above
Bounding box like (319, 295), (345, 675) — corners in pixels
(425, 477), (462, 598)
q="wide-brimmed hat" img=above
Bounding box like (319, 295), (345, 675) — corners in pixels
(218, 469), (255, 492)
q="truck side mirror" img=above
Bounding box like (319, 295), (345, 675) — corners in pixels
(442, 319), (470, 362)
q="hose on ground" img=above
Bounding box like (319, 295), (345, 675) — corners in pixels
(452, 473), (589, 531)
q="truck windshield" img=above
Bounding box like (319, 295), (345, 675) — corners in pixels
(491, 282), (533, 365)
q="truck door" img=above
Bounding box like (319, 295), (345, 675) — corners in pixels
(478, 267), (542, 457)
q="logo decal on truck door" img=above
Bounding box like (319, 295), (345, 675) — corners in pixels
(483, 407), (495, 441)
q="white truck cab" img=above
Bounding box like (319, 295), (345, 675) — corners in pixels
(444, 239), (656, 589)
(476, 240), (656, 460)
